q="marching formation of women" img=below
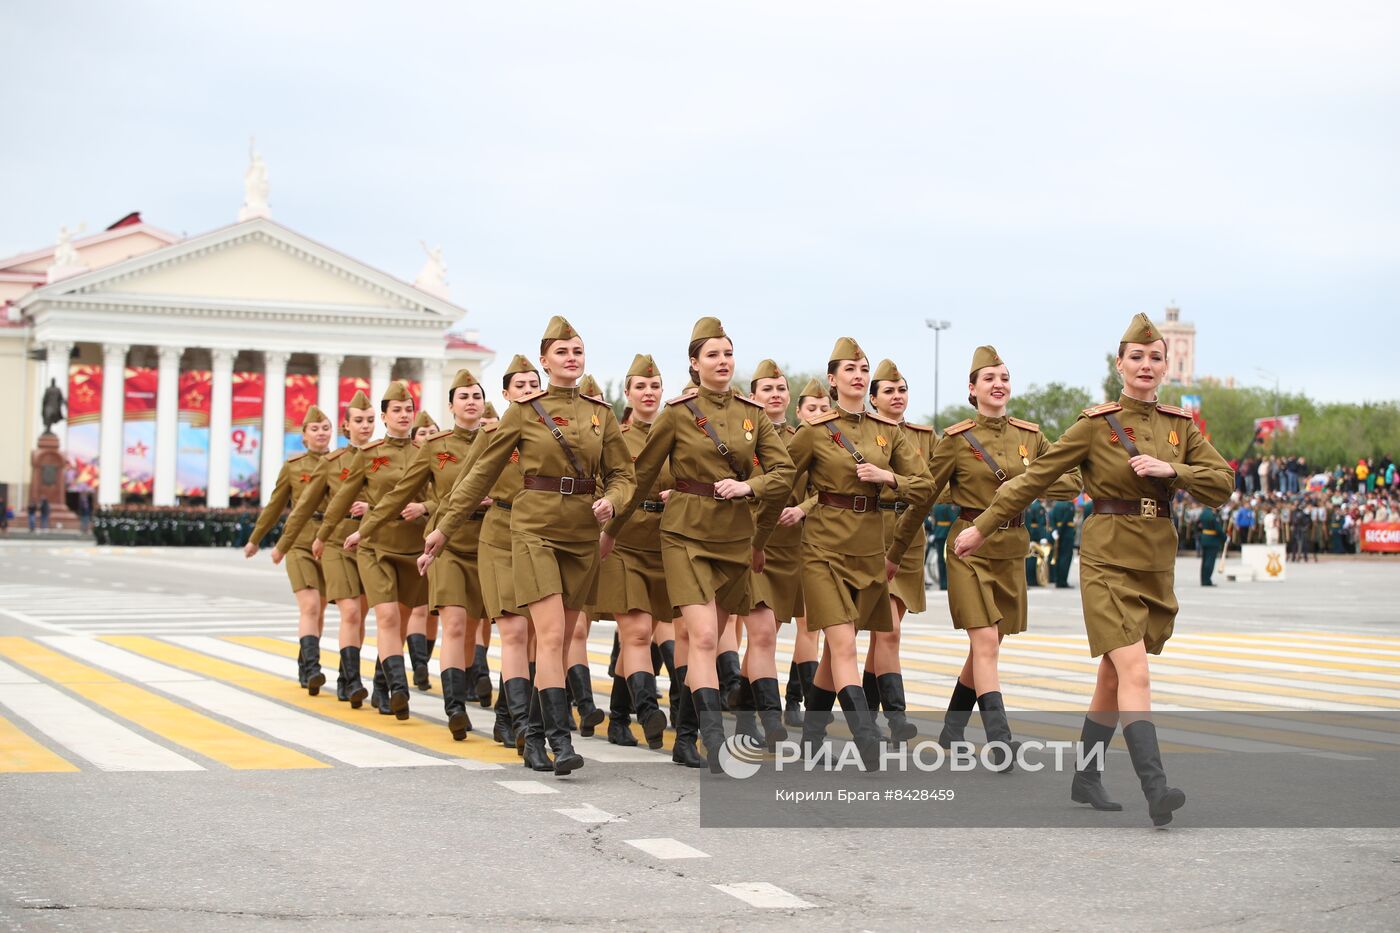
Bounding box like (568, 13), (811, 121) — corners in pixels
(246, 312), (1233, 826)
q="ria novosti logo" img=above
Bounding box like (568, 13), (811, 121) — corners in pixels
(717, 738), (1096, 779)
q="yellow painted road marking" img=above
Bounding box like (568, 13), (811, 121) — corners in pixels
(0, 713), (78, 773)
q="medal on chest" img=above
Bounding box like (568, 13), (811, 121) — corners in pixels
(591, 412), (601, 436)
(435, 451), (458, 470)
(876, 434), (887, 449)
(1018, 443), (1029, 466)
(743, 418), (753, 441)
(370, 456), (391, 473)
(1169, 429), (1179, 450)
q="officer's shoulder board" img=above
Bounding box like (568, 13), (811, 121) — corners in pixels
(1082, 402), (1123, 418)
(904, 422), (934, 434)
(733, 394), (765, 409)
(1156, 403), (1191, 419)
(480, 422), (501, 434)
(665, 389), (699, 406)
(1007, 417), (1040, 433)
(807, 410), (841, 426)
(942, 418), (976, 436)
(581, 394), (610, 408)
(517, 389), (547, 404)
(287, 451), (309, 463)
(326, 447), (351, 462)
(619, 424), (631, 434)
(426, 428), (454, 441)
(866, 411), (898, 426)
(785, 424), (798, 437)
(362, 439), (387, 450)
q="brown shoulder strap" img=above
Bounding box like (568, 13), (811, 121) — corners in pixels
(823, 421), (865, 464)
(1103, 411), (1172, 501)
(682, 399), (748, 478)
(529, 398), (588, 477)
(960, 431), (1007, 483)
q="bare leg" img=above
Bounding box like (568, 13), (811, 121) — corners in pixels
(496, 614), (530, 680)
(527, 594), (567, 688)
(741, 607), (779, 681)
(438, 605), (468, 671)
(680, 603), (726, 690)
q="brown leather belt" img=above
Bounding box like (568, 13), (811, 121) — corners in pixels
(312, 512), (325, 521)
(818, 491), (879, 514)
(522, 475), (597, 496)
(878, 501), (909, 513)
(959, 507), (1025, 529)
(673, 477), (737, 500)
(640, 500), (666, 513)
(493, 500), (512, 511)
(1093, 497), (1171, 519)
(466, 510), (486, 521)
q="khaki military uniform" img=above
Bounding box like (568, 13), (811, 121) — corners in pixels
(789, 407), (932, 631)
(319, 436), (430, 608)
(438, 385), (635, 611)
(882, 422), (937, 613)
(251, 450), (326, 595)
(280, 445), (363, 602)
(361, 425), (485, 617)
(456, 420), (528, 621)
(748, 420), (806, 622)
(606, 387), (795, 615)
(894, 414), (1081, 634)
(591, 420), (674, 621)
(974, 395), (1233, 655)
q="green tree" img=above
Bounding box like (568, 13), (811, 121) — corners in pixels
(1008, 382), (1096, 440)
(1102, 354), (1123, 402)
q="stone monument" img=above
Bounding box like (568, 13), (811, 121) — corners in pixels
(32, 379), (79, 530)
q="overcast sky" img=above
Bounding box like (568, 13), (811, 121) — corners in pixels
(3, 1), (1396, 411)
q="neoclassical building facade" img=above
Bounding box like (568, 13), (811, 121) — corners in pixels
(2, 211), (492, 508)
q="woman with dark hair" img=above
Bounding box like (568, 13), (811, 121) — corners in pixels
(601, 317), (795, 771)
(425, 318), (635, 776)
(954, 315), (1233, 824)
(787, 339), (932, 768)
(782, 378), (829, 725)
(400, 409), (441, 692)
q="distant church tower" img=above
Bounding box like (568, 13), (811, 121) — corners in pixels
(1156, 303), (1195, 385)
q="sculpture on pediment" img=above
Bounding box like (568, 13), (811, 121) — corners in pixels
(239, 138), (271, 221)
(414, 241), (450, 299)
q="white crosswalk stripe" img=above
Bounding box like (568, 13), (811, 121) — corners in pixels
(0, 583), (327, 636)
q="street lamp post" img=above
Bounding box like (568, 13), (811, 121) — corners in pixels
(925, 319), (951, 429)
(1257, 368), (1280, 419)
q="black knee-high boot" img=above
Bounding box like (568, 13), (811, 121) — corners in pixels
(540, 687), (584, 776)
(472, 644), (492, 708)
(371, 657), (392, 715)
(1123, 720), (1185, 826)
(381, 654), (411, 720)
(938, 679), (977, 748)
(608, 674), (637, 746)
(522, 687), (553, 771)
(690, 686), (728, 773)
(626, 671), (668, 750)
(733, 677), (762, 743)
(1070, 716), (1123, 811)
(299, 635), (325, 696)
(716, 651), (743, 710)
(751, 677), (788, 749)
(492, 674), (514, 746)
(862, 668), (887, 740)
(405, 633), (432, 692)
(801, 684), (837, 760)
(341, 647), (368, 709)
(501, 676), (529, 752)
(440, 668), (472, 741)
(877, 673), (918, 742)
(783, 660), (804, 727)
(657, 640), (680, 727)
(976, 690), (1016, 772)
(566, 664), (604, 736)
(670, 666), (704, 768)
(836, 685), (884, 771)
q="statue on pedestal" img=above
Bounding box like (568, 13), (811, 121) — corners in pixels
(239, 138), (271, 221)
(414, 241), (450, 299)
(41, 378), (66, 436)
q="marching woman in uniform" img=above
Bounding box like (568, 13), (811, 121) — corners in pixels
(402, 409), (441, 692)
(734, 360), (805, 749)
(278, 392), (375, 708)
(783, 378), (830, 725)
(865, 359), (937, 742)
(788, 339), (932, 768)
(426, 318), (635, 777)
(891, 346), (1080, 768)
(602, 318), (795, 771)
(245, 404), (333, 694)
(357, 371), (486, 740)
(953, 315), (1233, 824)
(320, 381), (428, 720)
(564, 373), (609, 735)
(593, 354), (672, 751)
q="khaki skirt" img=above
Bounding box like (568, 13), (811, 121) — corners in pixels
(593, 542), (673, 621)
(512, 532), (600, 611)
(946, 548), (1026, 635)
(358, 544), (428, 608)
(750, 540), (803, 622)
(284, 547), (325, 596)
(882, 510), (927, 613)
(660, 531), (751, 615)
(478, 538), (528, 621)
(800, 541), (891, 632)
(322, 542), (363, 603)
(1077, 552), (1178, 657)
(430, 546), (486, 618)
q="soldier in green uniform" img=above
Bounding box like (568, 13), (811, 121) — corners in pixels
(782, 378), (832, 726)
(427, 318), (636, 777)
(244, 404), (333, 693)
(320, 382), (428, 720)
(279, 391), (376, 708)
(1049, 497), (1077, 587)
(592, 354), (673, 753)
(788, 339), (933, 768)
(866, 359), (937, 743)
(357, 371), (487, 740)
(1024, 498), (1050, 587)
(1197, 505), (1223, 585)
(600, 318), (795, 772)
(929, 497), (956, 590)
(955, 313), (1233, 825)
(1328, 507), (1346, 553)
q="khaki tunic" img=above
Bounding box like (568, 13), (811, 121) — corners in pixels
(250, 450), (326, 595)
(788, 407), (933, 631)
(319, 436), (429, 608)
(881, 422), (938, 614)
(974, 395), (1234, 655)
(453, 416), (529, 620)
(279, 445), (362, 602)
(361, 425), (485, 617)
(606, 386), (796, 615)
(591, 420), (673, 621)
(894, 413), (1082, 634)
(439, 385), (636, 610)
(748, 420), (805, 622)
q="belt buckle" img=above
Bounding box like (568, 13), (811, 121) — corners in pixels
(713, 485), (726, 501)
(559, 477), (576, 496)
(852, 495), (869, 513)
(997, 520), (1011, 531)
(1140, 497), (1158, 519)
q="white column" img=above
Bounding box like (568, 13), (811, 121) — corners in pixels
(152, 346), (183, 507)
(317, 353), (342, 430)
(419, 358), (444, 423)
(369, 356), (394, 438)
(206, 349), (236, 508)
(97, 343), (129, 506)
(260, 351), (289, 506)
(42, 340), (74, 450)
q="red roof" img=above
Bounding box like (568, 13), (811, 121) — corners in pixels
(445, 333), (492, 353)
(106, 212), (144, 230)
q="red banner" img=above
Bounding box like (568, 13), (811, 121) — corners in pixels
(1360, 522), (1400, 553)
(179, 370), (212, 426)
(338, 376), (371, 423)
(284, 374), (318, 430)
(68, 364), (102, 424)
(123, 367), (158, 420)
(231, 372), (264, 425)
